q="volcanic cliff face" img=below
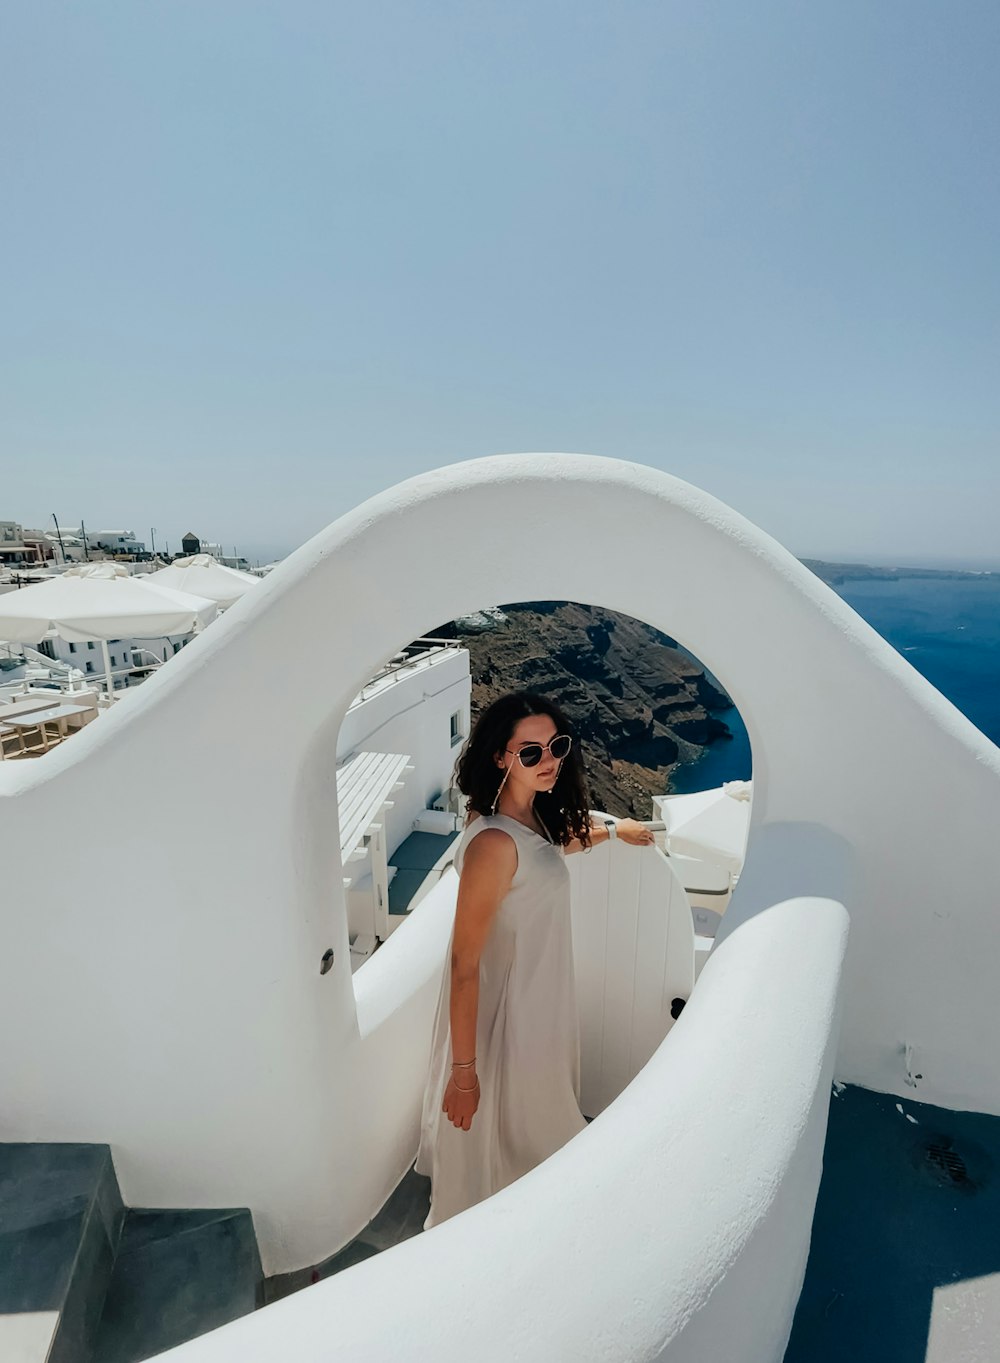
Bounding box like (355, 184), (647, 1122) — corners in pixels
(428, 601), (735, 819)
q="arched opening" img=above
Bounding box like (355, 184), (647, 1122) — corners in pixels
(123, 450), (793, 1280)
(0, 454), (913, 1334)
(439, 597), (752, 808)
(278, 591), (755, 1298)
(331, 596), (752, 971)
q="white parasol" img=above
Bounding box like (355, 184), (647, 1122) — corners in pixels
(0, 563), (218, 695)
(145, 554), (260, 608)
(665, 780), (752, 873)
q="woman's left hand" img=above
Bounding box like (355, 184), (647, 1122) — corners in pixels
(614, 819), (656, 847)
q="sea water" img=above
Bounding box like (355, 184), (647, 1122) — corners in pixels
(671, 574), (1000, 794)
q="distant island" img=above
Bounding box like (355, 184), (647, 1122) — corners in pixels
(803, 559), (997, 586)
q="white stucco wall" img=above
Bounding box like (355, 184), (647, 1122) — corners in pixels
(40, 631), (192, 686)
(0, 453), (997, 1310)
(336, 647), (471, 856)
(163, 887), (849, 1363)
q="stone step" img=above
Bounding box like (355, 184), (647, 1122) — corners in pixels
(90, 1207), (262, 1363)
(1, 1143), (263, 1363)
(264, 1164), (430, 1305)
(0, 1141), (124, 1363)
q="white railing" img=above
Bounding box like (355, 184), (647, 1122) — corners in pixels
(348, 639), (464, 710)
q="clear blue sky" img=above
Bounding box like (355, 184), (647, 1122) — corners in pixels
(2, 1), (998, 566)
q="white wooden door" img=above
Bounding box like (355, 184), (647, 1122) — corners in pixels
(568, 836), (695, 1119)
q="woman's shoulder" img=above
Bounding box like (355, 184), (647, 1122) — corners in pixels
(463, 811), (537, 844)
(465, 810), (531, 832)
(456, 812), (519, 872)
(461, 812), (512, 847)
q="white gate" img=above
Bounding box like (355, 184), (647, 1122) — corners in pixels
(568, 827), (695, 1118)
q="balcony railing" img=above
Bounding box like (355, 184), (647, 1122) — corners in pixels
(348, 638), (464, 710)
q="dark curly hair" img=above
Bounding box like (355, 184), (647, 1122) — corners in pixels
(454, 691), (593, 849)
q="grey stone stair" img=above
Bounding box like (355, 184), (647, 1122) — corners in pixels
(0, 1143), (262, 1363)
(91, 1208), (262, 1363)
(264, 1164), (430, 1304)
(0, 1142), (124, 1363)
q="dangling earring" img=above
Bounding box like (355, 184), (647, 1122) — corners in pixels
(491, 757), (513, 815)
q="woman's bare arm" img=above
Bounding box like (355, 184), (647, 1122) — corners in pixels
(564, 817), (611, 856)
(565, 817), (655, 854)
(449, 829), (517, 1064)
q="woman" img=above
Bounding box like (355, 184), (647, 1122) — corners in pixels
(414, 690), (655, 1229)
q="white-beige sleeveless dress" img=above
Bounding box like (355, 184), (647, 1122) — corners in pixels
(414, 812), (588, 1229)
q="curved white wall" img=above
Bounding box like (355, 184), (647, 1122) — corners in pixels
(161, 886), (849, 1363)
(1, 453), (998, 1278)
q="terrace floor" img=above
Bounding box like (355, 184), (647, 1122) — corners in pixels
(786, 1084), (1000, 1363)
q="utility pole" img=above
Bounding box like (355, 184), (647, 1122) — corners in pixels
(80, 521), (91, 560)
(51, 513), (67, 565)
(150, 527), (157, 559)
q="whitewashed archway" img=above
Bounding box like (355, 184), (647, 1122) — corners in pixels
(1, 455), (998, 1362)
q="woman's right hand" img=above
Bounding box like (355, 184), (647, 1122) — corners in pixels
(443, 1072), (480, 1130)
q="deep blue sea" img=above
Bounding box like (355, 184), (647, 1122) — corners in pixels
(670, 574), (1000, 795)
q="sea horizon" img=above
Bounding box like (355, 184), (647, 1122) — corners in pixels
(672, 569), (1000, 795)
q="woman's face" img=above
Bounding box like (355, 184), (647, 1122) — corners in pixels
(496, 715), (565, 796)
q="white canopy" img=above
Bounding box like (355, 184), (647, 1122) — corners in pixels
(665, 779), (752, 873)
(337, 750), (415, 946)
(145, 554), (261, 608)
(337, 751), (414, 862)
(0, 563), (218, 696)
(0, 563), (218, 643)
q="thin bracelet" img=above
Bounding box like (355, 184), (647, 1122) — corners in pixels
(453, 1077), (480, 1092)
(452, 1058), (476, 1068)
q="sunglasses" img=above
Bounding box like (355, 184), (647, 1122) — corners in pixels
(505, 734), (573, 768)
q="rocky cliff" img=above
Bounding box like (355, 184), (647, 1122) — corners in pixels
(428, 601), (735, 819)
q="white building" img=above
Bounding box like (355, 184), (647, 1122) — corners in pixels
(338, 640), (470, 960)
(89, 530), (146, 557)
(32, 631), (194, 688)
(45, 526), (90, 563)
(0, 521), (46, 566)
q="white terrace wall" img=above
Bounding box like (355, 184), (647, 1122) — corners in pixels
(164, 890), (850, 1363)
(336, 647), (471, 850)
(1, 453), (999, 1276)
